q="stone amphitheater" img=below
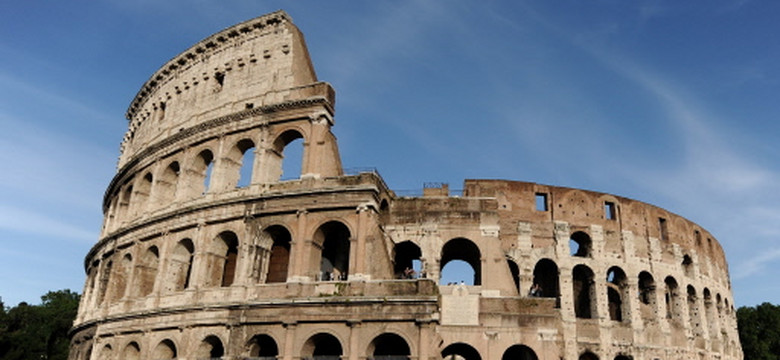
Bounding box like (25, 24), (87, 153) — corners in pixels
(68, 10), (743, 360)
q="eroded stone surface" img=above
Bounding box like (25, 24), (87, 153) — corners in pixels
(69, 10), (742, 360)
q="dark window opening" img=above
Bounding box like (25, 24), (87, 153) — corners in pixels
(535, 193), (548, 211)
(532, 259), (560, 301)
(316, 222), (351, 281)
(604, 201), (616, 220)
(507, 259), (520, 293)
(394, 241), (422, 279)
(264, 225), (292, 283)
(370, 333), (410, 360)
(442, 343), (482, 360)
(198, 335), (224, 359)
(569, 231), (592, 257)
(502, 344), (538, 360)
(659, 217), (668, 241)
(247, 334), (279, 358)
(573, 265), (596, 319)
(682, 254), (694, 277)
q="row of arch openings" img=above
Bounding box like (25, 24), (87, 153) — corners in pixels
(89, 221), (352, 306)
(107, 131), (305, 231)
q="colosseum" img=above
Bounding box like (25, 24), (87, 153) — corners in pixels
(69, 10), (742, 360)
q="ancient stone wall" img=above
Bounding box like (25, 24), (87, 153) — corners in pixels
(70, 10), (742, 360)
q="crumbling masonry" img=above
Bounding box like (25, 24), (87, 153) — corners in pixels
(68, 10), (743, 360)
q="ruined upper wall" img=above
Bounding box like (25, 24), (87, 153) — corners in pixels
(118, 10), (328, 168)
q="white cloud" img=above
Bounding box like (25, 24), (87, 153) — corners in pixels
(0, 205), (96, 243)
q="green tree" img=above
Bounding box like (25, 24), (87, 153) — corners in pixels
(737, 302), (780, 360)
(0, 290), (80, 360)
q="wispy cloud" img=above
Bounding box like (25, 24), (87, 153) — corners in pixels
(0, 205), (96, 243)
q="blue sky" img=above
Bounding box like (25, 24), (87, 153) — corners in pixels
(1, 0), (779, 307)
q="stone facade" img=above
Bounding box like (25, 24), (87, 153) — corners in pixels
(69, 10), (743, 360)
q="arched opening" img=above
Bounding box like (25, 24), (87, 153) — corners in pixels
(100, 344), (112, 359)
(606, 266), (629, 322)
(682, 254), (694, 277)
(638, 271), (657, 321)
(121, 341), (140, 360)
(272, 130), (304, 181)
(167, 239), (194, 292)
(440, 238), (481, 286)
(441, 342), (481, 360)
(133, 172), (153, 215)
(301, 333), (343, 360)
(532, 259), (559, 300)
(579, 351), (599, 360)
(704, 288), (719, 341)
(110, 253), (133, 302)
(688, 285), (703, 337)
(235, 139), (256, 188)
(614, 355), (632, 360)
(501, 344), (538, 360)
(507, 259), (520, 293)
(664, 276), (682, 323)
(152, 339), (177, 359)
(368, 333), (411, 360)
(97, 260), (112, 304)
(118, 184), (133, 222)
(573, 264), (596, 319)
(135, 246), (159, 297)
(569, 231), (592, 257)
(246, 334), (278, 359)
(315, 221), (351, 281)
(197, 335), (224, 359)
(206, 231), (239, 287)
(192, 149), (214, 196)
(156, 161), (180, 205)
(394, 241), (422, 279)
(264, 225), (292, 283)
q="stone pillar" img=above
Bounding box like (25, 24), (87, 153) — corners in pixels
(289, 209), (309, 282)
(282, 322), (296, 360)
(347, 320), (361, 360)
(351, 203), (372, 280)
(417, 320), (433, 360)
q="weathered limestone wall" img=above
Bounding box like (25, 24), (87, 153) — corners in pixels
(70, 10), (742, 360)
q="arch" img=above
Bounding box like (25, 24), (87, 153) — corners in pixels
(135, 245), (159, 297)
(682, 254), (694, 277)
(110, 253), (133, 302)
(264, 225), (292, 283)
(133, 172), (153, 215)
(246, 334), (279, 358)
(704, 288), (719, 338)
(118, 184), (134, 222)
(579, 351), (599, 360)
(394, 241), (422, 279)
(638, 271), (657, 321)
(121, 341), (140, 360)
(614, 355), (632, 360)
(687, 285), (703, 336)
(606, 266), (629, 322)
(573, 264), (596, 319)
(206, 231), (239, 287)
(191, 149), (214, 196)
(367, 333), (411, 360)
(197, 335), (224, 359)
(315, 221), (351, 281)
(507, 259), (520, 293)
(440, 238), (481, 286)
(664, 276), (682, 323)
(532, 258), (559, 299)
(100, 344), (112, 359)
(501, 344), (538, 360)
(569, 231), (592, 257)
(234, 138), (256, 188)
(97, 260), (113, 304)
(152, 339), (177, 359)
(272, 129), (305, 181)
(301, 333), (343, 359)
(156, 160), (180, 205)
(441, 342), (481, 360)
(167, 239), (194, 292)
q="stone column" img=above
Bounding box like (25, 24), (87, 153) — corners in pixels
(289, 209), (309, 282)
(347, 320), (361, 360)
(282, 322), (296, 360)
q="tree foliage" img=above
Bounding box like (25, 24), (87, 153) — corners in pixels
(737, 302), (780, 360)
(0, 289), (80, 360)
